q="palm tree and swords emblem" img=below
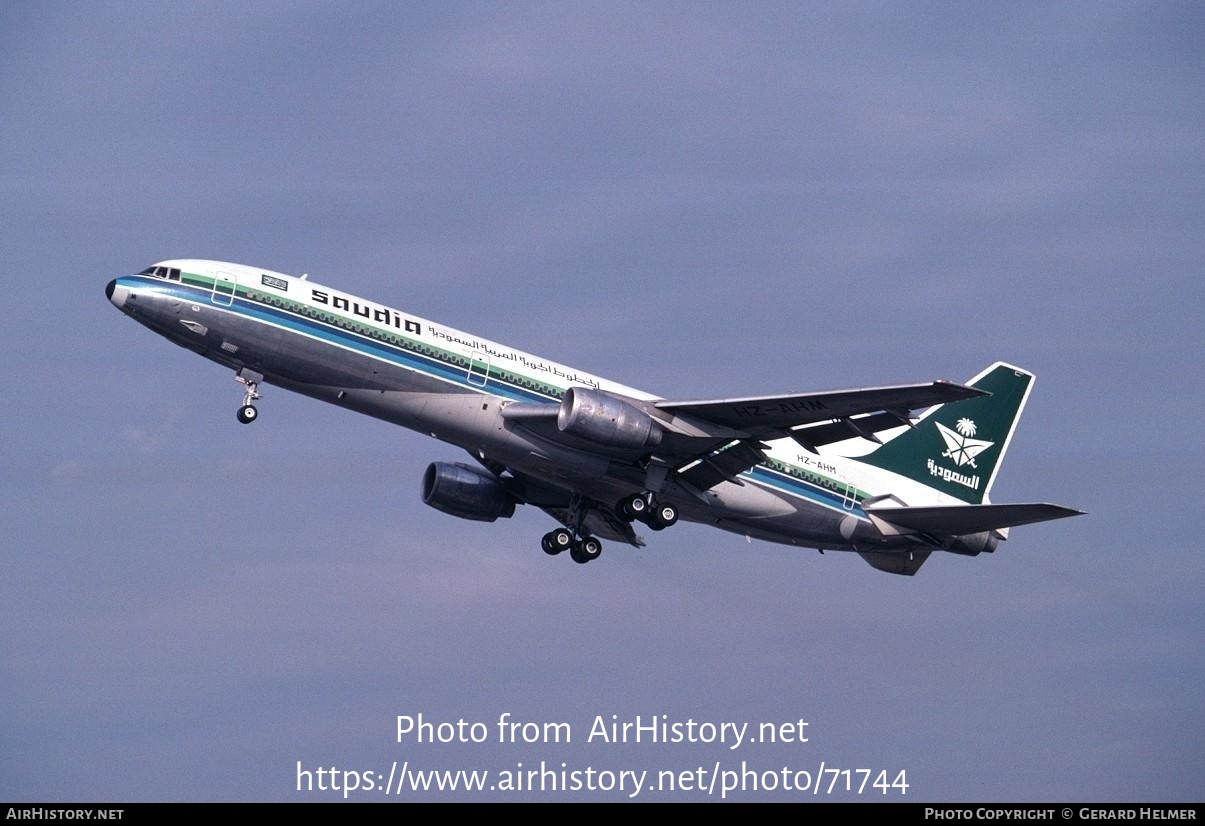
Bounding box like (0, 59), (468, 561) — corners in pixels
(935, 418), (995, 468)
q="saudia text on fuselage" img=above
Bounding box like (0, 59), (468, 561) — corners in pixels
(310, 288), (422, 335)
(926, 458), (980, 491)
(309, 285), (602, 391)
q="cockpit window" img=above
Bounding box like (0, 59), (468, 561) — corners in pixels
(139, 265), (181, 281)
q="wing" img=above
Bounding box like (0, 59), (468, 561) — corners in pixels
(503, 379), (986, 493)
(655, 380), (985, 435)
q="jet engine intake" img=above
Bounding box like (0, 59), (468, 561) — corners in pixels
(556, 387), (662, 450)
(422, 462), (516, 522)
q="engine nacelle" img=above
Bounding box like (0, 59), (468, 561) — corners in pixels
(947, 531), (999, 556)
(421, 462), (516, 522)
(556, 387), (662, 451)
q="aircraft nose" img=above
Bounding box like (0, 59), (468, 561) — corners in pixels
(106, 279), (129, 309)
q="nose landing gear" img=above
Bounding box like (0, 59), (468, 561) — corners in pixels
(234, 369), (262, 424)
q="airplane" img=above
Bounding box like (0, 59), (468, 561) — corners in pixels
(105, 260), (1081, 575)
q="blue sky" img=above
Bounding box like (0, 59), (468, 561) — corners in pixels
(2, 1), (1202, 801)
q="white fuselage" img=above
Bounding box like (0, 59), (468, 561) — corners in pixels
(106, 259), (968, 565)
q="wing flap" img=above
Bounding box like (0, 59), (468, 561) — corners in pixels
(677, 440), (766, 490)
(790, 410), (915, 450)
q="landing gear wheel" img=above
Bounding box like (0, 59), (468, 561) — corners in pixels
(649, 503), (678, 530)
(570, 536), (602, 564)
(617, 493), (647, 522)
(542, 528), (573, 556)
(234, 370), (263, 425)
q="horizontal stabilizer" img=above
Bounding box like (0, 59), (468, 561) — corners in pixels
(865, 502), (1084, 535)
(790, 409), (914, 451)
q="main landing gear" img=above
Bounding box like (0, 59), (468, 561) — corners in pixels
(541, 495), (605, 564)
(541, 527), (602, 565)
(541, 491), (680, 565)
(617, 492), (678, 531)
(234, 370), (262, 424)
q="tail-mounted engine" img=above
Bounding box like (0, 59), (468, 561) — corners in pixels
(556, 388), (662, 451)
(421, 462), (516, 522)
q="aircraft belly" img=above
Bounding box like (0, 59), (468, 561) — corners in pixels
(701, 481), (793, 518)
(717, 507), (848, 547)
(701, 480), (907, 550)
(322, 390), (616, 483)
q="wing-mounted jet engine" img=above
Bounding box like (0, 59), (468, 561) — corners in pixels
(556, 388), (662, 451)
(421, 462), (516, 522)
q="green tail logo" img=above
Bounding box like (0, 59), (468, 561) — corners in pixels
(859, 362), (1035, 504)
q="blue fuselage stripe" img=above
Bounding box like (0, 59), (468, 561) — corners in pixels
(744, 466), (867, 518)
(120, 276), (558, 404)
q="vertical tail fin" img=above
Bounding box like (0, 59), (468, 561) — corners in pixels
(858, 362), (1035, 504)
